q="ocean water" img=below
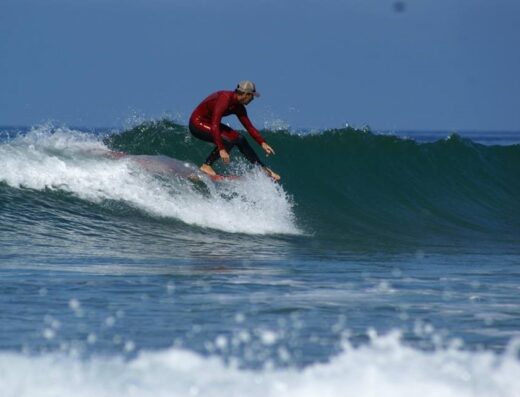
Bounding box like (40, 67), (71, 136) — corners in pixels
(1, 122), (519, 396)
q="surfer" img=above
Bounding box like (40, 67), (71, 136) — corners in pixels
(189, 81), (280, 181)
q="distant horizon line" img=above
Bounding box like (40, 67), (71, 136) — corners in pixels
(1, 123), (519, 134)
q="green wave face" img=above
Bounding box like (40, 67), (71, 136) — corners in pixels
(105, 121), (520, 245)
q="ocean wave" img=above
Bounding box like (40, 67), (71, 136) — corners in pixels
(106, 120), (520, 243)
(2, 121), (520, 243)
(0, 125), (300, 235)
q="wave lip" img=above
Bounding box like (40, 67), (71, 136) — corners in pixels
(1, 332), (519, 397)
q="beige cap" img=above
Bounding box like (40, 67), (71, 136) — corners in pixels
(236, 80), (260, 97)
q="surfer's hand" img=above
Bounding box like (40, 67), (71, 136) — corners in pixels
(262, 142), (275, 156)
(220, 149), (230, 164)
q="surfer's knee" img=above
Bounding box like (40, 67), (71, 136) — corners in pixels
(223, 134), (245, 150)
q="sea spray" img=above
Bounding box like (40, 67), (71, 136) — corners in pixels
(1, 332), (518, 397)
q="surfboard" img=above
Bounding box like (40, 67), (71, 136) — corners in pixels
(109, 152), (243, 183)
(209, 174), (242, 182)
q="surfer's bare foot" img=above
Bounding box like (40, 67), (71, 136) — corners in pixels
(200, 164), (217, 176)
(263, 167), (281, 181)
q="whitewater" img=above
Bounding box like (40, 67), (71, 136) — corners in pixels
(0, 126), (299, 235)
(2, 334), (519, 397)
(1, 123), (519, 397)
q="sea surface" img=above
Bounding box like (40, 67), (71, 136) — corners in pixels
(1, 122), (519, 396)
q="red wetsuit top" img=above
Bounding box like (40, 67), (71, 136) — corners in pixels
(189, 91), (265, 152)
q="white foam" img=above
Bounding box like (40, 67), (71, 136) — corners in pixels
(0, 126), (301, 235)
(1, 332), (518, 397)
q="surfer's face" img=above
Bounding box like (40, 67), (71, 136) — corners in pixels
(236, 92), (255, 105)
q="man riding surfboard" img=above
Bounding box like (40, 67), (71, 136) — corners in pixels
(189, 81), (280, 181)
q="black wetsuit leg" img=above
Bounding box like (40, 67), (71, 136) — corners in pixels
(189, 123), (265, 167)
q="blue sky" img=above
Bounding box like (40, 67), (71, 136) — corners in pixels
(1, 0), (519, 131)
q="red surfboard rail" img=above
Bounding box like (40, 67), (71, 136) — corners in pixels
(209, 174), (242, 182)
